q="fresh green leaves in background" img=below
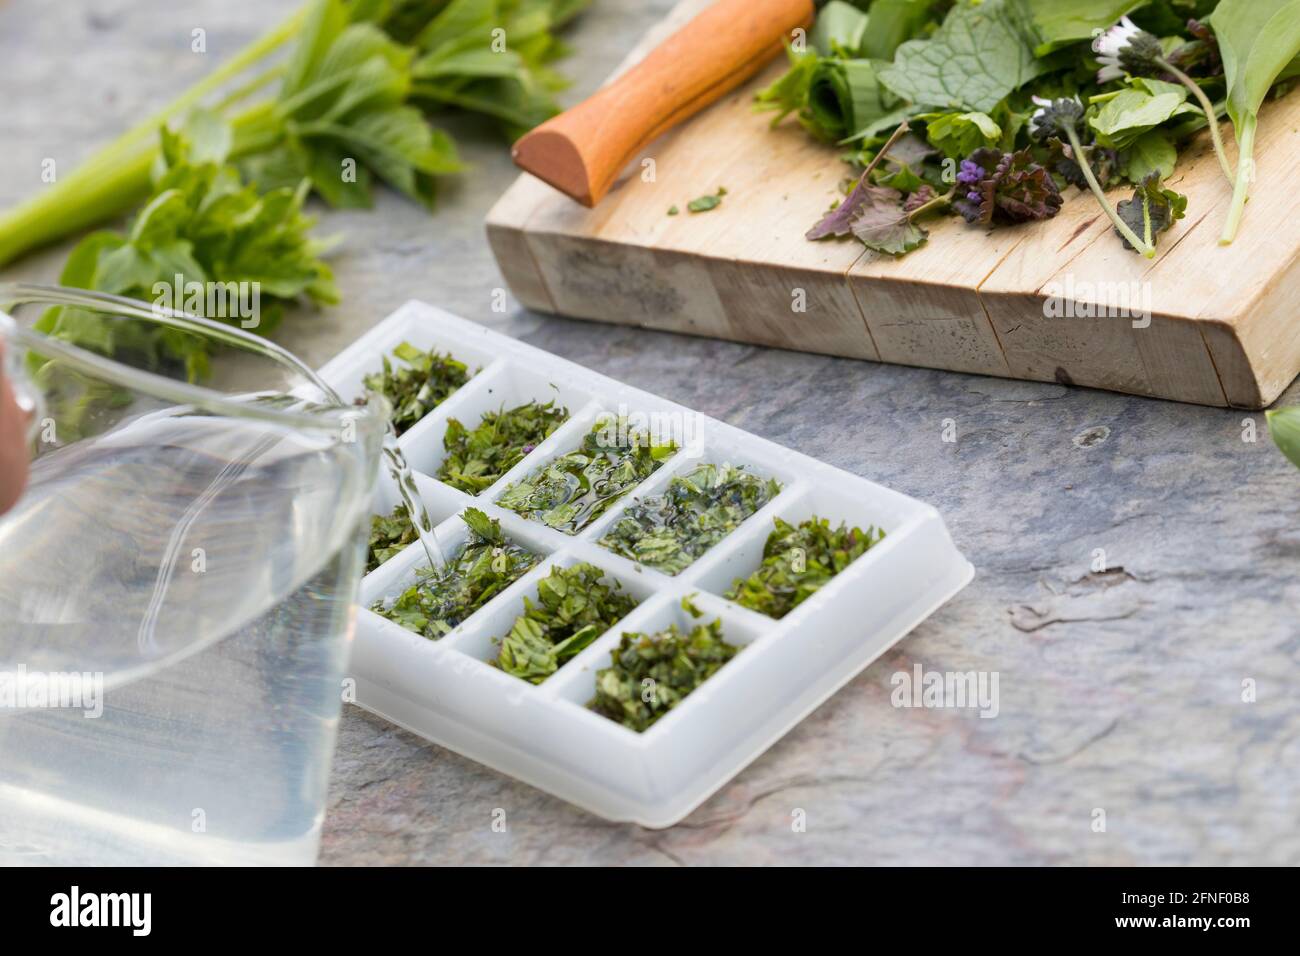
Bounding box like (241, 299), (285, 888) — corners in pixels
(0, 0), (592, 373)
(235, 0), (462, 208)
(36, 114), (336, 380)
(766, 0), (1300, 261)
(362, 340), (471, 434)
(372, 507), (540, 639)
(493, 562), (638, 684)
(599, 462), (780, 576)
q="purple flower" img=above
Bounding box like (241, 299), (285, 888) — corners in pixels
(957, 159), (985, 187)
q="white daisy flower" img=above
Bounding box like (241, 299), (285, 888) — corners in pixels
(1093, 15), (1144, 83)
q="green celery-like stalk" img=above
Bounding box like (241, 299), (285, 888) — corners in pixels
(0, 4), (306, 267)
(1219, 112), (1257, 245)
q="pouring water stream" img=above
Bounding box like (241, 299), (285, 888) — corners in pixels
(0, 282), (446, 570)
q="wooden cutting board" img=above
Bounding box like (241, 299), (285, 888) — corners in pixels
(487, 0), (1300, 409)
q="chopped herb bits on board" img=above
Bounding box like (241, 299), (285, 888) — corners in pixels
(599, 462), (780, 575)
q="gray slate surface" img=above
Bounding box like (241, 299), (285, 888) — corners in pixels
(2, 0), (1297, 866)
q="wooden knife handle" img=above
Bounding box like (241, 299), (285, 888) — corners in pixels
(512, 0), (815, 207)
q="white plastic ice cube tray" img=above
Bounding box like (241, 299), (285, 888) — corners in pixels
(318, 302), (974, 827)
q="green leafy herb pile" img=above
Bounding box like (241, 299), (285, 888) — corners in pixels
(371, 507), (539, 639)
(438, 398), (569, 494)
(599, 462), (781, 575)
(367, 503), (420, 572)
(363, 341), (471, 435)
(493, 562), (639, 684)
(496, 415), (677, 534)
(588, 601), (741, 732)
(34, 114), (337, 381)
(0, 0), (591, 371)
(726, 515), (885, 619)
(759, 0), (1300, 258)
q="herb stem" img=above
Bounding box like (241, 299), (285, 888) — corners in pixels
(906, 189), (955, 221)
(1156, 57), (1233, 186)
(1064, 125), (1154, 258)
(862, 121), (912, 180)
(1220, 112), (1256, 245)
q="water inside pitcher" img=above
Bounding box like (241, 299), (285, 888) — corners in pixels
(0, 285), (387, 865)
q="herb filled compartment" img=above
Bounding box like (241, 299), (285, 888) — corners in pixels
(599, 461), (782, 575)
(495, 411), (678, 534)
(544, 592), (769, 738)
(325, 301), (972, 828)
(365, 340), (474, 436)
(693, 483), (901, 624)
(368, 508), (545, 641)
(448, 555), (657, 686)
(396, 361), (598, 491)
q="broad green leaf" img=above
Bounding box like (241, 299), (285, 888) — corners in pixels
(1009, 0), (1145, 56)
(1266, 407), (1300, 469)
(920, 110), (1002, 159)
(1210, 0), (1300, 127)
(181, 108), (233, 165)
(1090, 88), (1187, 149)
(862, 0), (941, 61)
(810, 1), (870, 56)
(1120, 129), (1177, 182)
(879, 0), (1049, 113)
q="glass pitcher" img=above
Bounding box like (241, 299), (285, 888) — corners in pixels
(0, 284), (386, 865)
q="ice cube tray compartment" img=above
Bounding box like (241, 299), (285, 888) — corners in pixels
(446, 551), (658, 673)
(322, 301), (973, 827)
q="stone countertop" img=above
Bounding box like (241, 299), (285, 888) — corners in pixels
(3, 0), (1297, 866)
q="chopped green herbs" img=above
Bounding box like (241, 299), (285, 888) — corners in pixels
(726, 516), (885, 619)
(371, 508), (539, 640)
(667, 205), (680, 216)
(364, 341), (470, 435)
(588, 609), (741, 732)
(493, 563), (639, 684)
(437, 399), (569, 495)
(599, 462), (780, 575)
(687, 187), (727, 213)
(496, 416), (677, 534)
(366, 503), (418, 573)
